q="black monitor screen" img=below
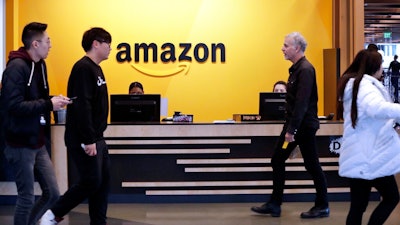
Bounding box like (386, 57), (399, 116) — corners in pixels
(110, 94), (161, 122)
(259, 92), (286, 120)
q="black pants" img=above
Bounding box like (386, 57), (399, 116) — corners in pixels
(346, 176), (399, 225)
(52, 139), (110, 225)
(269, 124), (328, 208)
(391, 76), (399, 103)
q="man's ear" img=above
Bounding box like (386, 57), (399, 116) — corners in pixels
(31, 40), (39, 49)
(295, 45), (300, 53)
(93, 40), (102, 49)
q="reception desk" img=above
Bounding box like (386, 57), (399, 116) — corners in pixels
(49, 121), (352, 203)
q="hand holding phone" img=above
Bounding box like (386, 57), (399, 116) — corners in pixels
(69, 96), (77, 102)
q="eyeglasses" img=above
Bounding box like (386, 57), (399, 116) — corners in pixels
(96, 39), (111, 46)
(35, 40), (51, 44)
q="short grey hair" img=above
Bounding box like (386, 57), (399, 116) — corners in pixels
(286, 32), (307, 52)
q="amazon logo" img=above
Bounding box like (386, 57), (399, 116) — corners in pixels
(116, 42), (225, 77)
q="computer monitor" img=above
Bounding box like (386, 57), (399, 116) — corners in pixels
(258, 92), (286, 120)
(110, 94), (161, 122)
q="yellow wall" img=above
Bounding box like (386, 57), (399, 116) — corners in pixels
(7, 0), (332, 122)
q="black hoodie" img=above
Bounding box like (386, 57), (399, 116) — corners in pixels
(0, 47), (53, 148)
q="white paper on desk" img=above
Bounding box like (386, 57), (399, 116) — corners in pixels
(160, 98), (168, 116)
(213, 120), (235, 124)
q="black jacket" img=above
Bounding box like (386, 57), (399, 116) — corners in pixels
(285, 56), (319, 134)
(0, 47), (53, 148)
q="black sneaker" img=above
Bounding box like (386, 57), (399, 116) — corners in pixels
(300, 206), (330, 218)
(250, 203), (281, 217)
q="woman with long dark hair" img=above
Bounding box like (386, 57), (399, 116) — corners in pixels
(337, 49), (400, 225)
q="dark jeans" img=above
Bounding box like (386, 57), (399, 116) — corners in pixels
(4, 145), (59, 225)
(391, 76), (399, 102)
(268, 124), (328, 208)
(51, 139), (110, 225)
(346, 176), (399, 225)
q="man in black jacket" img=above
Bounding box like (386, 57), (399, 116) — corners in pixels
(389, 55), (400, 103)
(41, 27), (112, 225)
(251, 32), (329, 219)
(0, 22), (70, 225)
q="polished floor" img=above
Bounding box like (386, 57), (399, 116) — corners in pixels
(1, 202), (400, 225)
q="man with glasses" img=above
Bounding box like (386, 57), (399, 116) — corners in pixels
(0, 22), (71, 225)
(41, 27), (112, 225)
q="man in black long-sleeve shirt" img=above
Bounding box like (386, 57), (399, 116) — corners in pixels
(389, 55), (400, 103)
(251, 32), (329, 219)
(40, 27), (112, 225)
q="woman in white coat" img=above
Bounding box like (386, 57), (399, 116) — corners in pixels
(337, 49), (400, 225)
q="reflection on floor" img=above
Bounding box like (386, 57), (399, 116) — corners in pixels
(1, 202), (400, 225)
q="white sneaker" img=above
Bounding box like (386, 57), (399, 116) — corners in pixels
(40, 209), (58, 225)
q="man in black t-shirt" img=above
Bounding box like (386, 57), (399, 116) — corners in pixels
(389, 55), (400, 103)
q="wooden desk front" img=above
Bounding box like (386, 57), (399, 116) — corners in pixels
(51, 121), (347, 203)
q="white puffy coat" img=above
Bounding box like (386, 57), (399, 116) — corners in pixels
(339, 75), (400, 180)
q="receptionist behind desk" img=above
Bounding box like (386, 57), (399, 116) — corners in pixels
(129, 81), (144, 95)
(273, 80), (287, 93)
